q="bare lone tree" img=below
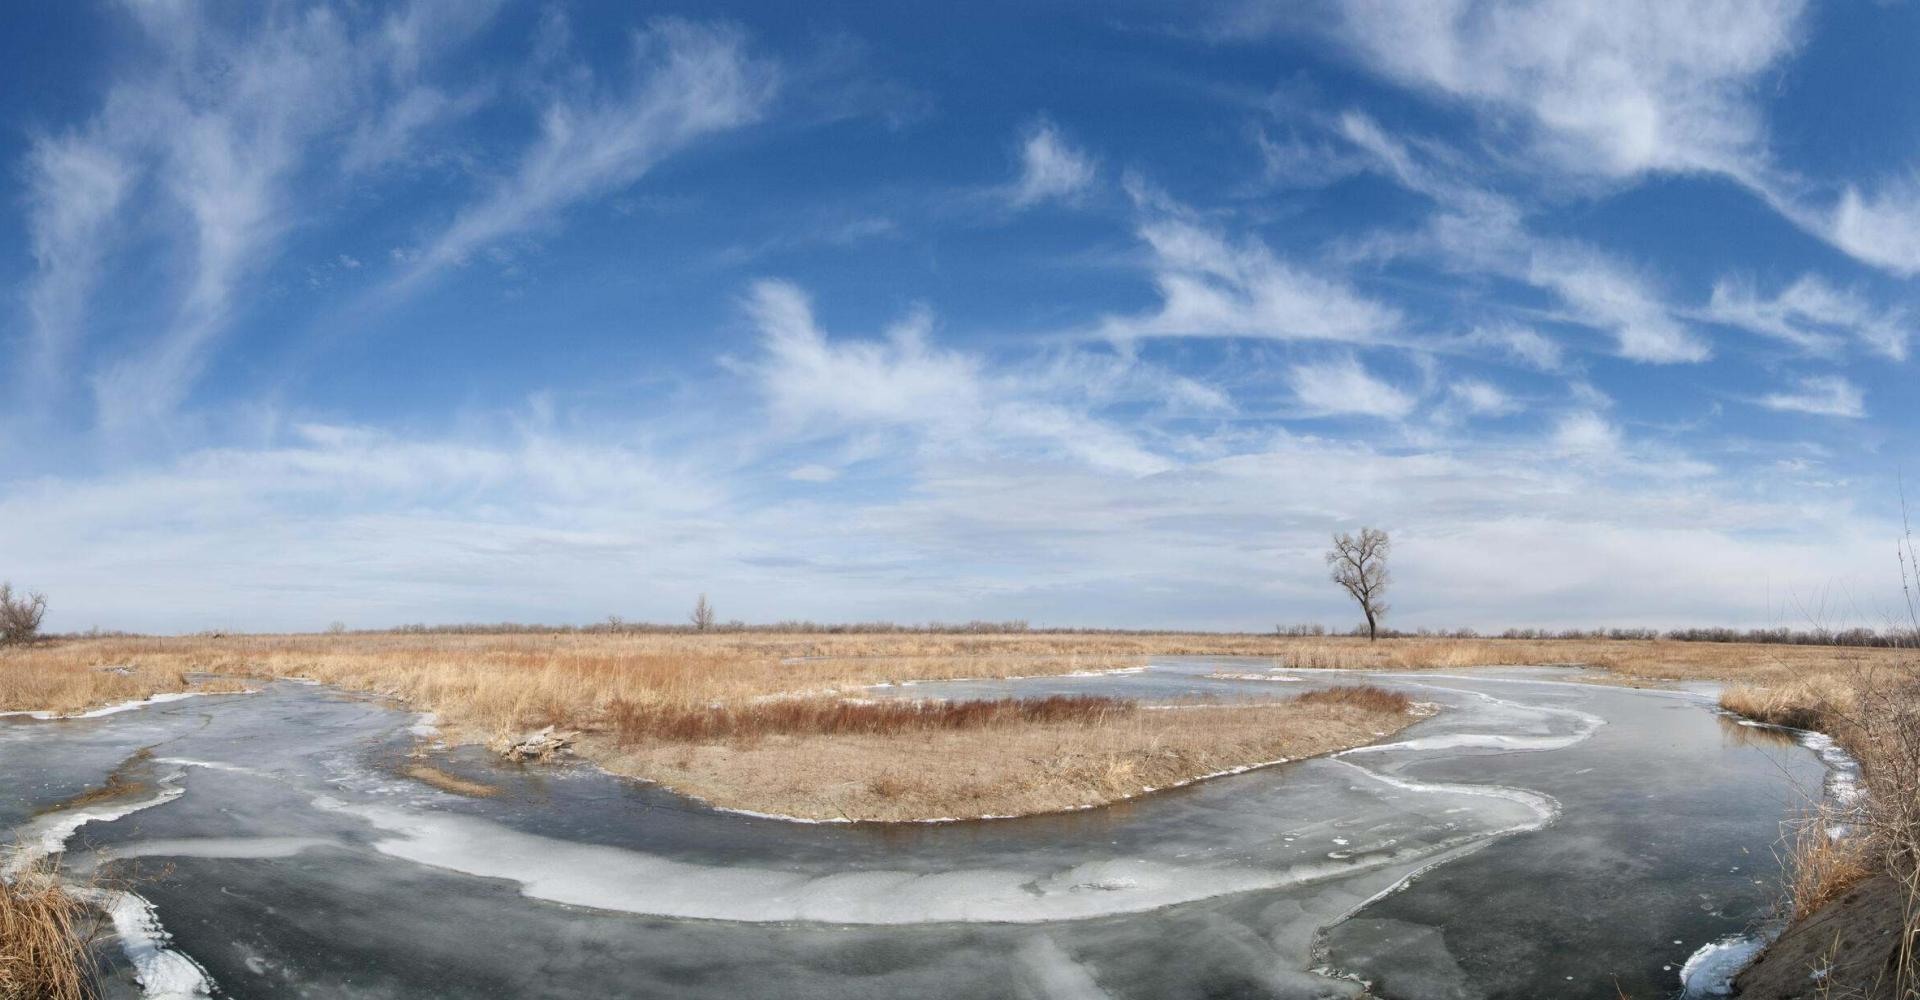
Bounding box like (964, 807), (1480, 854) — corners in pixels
(690, 593), (715, 632)
(1326, 528), (1390, 642)
(0, 582), (48, 646)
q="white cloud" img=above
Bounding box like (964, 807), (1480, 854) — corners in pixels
(1329, 0), (1805, 179)
(1826, 181), (1920, 278)
(19, 132), (133, 391)
(1528, 247), (1710, 363)
(399, 19), (778, 285)
(20, 2), (510, 431)
(69, 8), (365, 429)
(1757, 375), (1866, 419)
(747, 281), (984, 430)
(1288, 358), (1415, 419)
(787, 464), (841, 482)
(1552, 410), (1621, 457)
(1250, 5), (1920, 281)
(1448, 379), (1519, 416)
(2, 400), (1893, 633)
(1463, 324), (1564, 372)
(743, 280), (1175, 476)
(1009, 119), (1096, 207)
(1102, 197), (1399, 343)
(1334, 111), (1709, 365)
(1705, 275), (1907, 359)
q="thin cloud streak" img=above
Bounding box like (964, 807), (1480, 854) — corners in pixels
(394, 19), (778, 289)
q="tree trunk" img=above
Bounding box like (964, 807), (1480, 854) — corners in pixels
(1365, 610), (1377, 642)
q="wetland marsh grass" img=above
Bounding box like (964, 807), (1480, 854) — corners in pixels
(0, 861), (94, 1000)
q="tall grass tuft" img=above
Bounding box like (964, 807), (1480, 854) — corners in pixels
(0, 862), (94, 1000)
(1780, 806), (1875, 923)
(1720, 675), (1858, 731)
(1724, 667), (1920, 993)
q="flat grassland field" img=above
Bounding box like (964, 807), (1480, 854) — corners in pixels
(1, 633), (1905, 821)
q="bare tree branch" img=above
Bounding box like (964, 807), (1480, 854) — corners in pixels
(1326, 528), (1390, 641)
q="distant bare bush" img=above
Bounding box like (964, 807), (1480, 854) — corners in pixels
(689, 594), (715, 632)
(0, 583), (47, 646)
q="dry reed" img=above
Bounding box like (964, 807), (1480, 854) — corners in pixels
(1721, 665), (1920, 995)
(0, 862), (93, 1000)
(1782, 807), (1877, 923)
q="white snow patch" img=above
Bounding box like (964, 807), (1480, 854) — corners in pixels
(4, 771), (188, 877)
(313, 796), (1519, 925)
(2, 763), (218, 1000)
(0, 691), (222, 721)
(1679, 934), (1767, 997)
(76, 888), (216, 1000)
(888, 665), (1151, 688)
(88, 837), (333, 863)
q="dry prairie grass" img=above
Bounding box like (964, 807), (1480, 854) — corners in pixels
(607, 693), (1131, 743)
(1294, 685), (1414, 714)
(1782, 806), (1878, 923)
(7, 631), (1908, 820)
(0, 862), (93, 1000)
(0, 639), (254, 716)
(1720, 666), (1920, 996)
(594, 689), (1422, 821)
(1722, 675), (1862, 731)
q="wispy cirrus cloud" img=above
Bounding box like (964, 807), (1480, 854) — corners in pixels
(1287, 357), (1416, 419)
(18, 132), (133, 395)
(1289, 0), (1920, 285)
(1824, 180), (1920, 278)
(395, 19), (778, 287)
(742, 280), (1180, 476)
(0, 305), (1891, 633)
(1757, 375), (1867, 419)
(21, 2), (509, 433)
(1100, 189), (1398, 343)
(1704, 275), (1907, 359)
(1526, 245), (1710, 363)
(1335, 110), (1711, 364)
(1007, 118), (1097, 208)
(1324, 0), (1806, 180)
(1460, 324), (1565, 372)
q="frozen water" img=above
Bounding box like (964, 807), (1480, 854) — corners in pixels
(0, 659), (1839, 999)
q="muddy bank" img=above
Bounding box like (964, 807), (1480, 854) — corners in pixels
(1735, 876), (1911, 999)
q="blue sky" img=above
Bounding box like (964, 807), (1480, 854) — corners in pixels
(3, 0), (1918, 633)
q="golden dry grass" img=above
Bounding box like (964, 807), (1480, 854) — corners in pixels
(0, 639), (254, 716)
(1719, 665), (1920, 995)
(593, 690), (1423, 821)
(0, 862), (93, 1000)
(402, 765), (501, 798)
(1721, 675), (1862, 731)
(5, 631), (1910, 820)
(1783, 810), (1877, 923)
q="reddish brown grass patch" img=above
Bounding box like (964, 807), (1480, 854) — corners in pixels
(1294, 685), (1413, 715)
(608, 694), (1132, 745)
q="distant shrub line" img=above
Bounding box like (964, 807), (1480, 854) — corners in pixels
(45, 621), (1916, 649)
